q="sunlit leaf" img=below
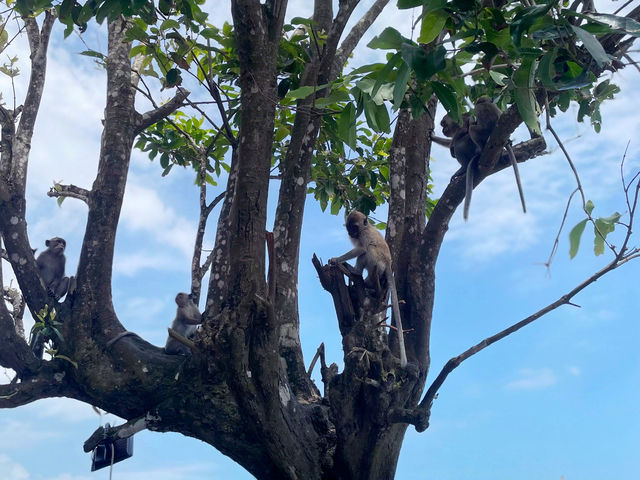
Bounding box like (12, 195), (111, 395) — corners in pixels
(569, 219), (587, 259)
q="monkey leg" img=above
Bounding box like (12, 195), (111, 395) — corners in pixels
(53, 276), (70, 300)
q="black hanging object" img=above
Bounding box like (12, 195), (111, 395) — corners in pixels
(90, 423), (134, 472)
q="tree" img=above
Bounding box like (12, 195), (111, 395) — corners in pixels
(1, 0), (639, 478)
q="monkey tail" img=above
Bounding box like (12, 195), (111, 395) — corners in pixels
(507, 143), (526, 214)
(463, 155), (477, 221)
(387, 270), (407, 367)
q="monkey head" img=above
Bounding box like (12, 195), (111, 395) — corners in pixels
(175, 292), (192, 307)
(45, 237), (66, 255)
(345, 210), (368, 240)
(441, 113), (471, 138)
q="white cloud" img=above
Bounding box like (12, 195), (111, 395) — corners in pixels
(47, 475), (92, 480)
(567, 366), (581, 376)
(120, 181), (196, 260)
(0, 419), (57, 449)
(111, 463), (218, 480)
(0, 454), (29, 480)
(506, 368), (557, 390)
(21, 398), (105, 423)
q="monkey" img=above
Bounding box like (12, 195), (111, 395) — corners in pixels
(36, 237), (70, 300)
(430, 98), (526, 219)
(165, 292), (201, 355)
(329, 211), (408, 367)
(468, 97), (526, 216)
(431, 113), (479, 220)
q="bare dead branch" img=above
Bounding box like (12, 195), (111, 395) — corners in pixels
(307, 342), (324, 377)
(47, 183), (90, 205)
(543, 188), (580, 269)
(84, 416), (148, 452)
(545, 97), (616, 255)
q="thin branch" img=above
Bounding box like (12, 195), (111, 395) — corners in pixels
(391, 242), (639, 432)
(543, 188), (579, 269)
(545, 97), (616, 254)
(46, 183), (90, 205)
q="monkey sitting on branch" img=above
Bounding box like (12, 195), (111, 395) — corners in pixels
(431, 97), (527, 220)
(329, 210), (408, 368)
(165, 293), (201, 355)
(36, 236), (70, 300)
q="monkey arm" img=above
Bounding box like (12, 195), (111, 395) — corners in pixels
(429, 135), (451, 148)
(329, 246), (365, 264)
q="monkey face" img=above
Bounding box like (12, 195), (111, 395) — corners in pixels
(175, 292), (191, 307)
(440, 115), (457, 138)
(345, 210), (367, 239)
(45, 237), (66, 255)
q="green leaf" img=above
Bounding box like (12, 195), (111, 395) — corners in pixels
(160, 19), (180, 31)
(585, 199), (594, 215)
(371, 52), (402, 99)
(489, 71), (508, 86)
(593, 212), (621, 256)
(398, 0), (426, 10)
(392, 62), (410, 109)
(571, 25), (611, 68)
(338, 103), (357, 149)
(401, 43), (445, 81)
(368, 27), (406, 50)
(537, 48), (557, 89)
(286, 85), (324, 100)
(569, 218), (587, 259)
(512, 57), (541, 135)
(430, 81), (458, 121)
(418, 10), (447, 44)
(165, 68), (182, 88)
(510, 4), (553, 47)
(79, 50), (105, 60)
(580, 13), (640, 36)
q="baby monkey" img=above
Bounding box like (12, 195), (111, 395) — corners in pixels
(431, 97), (526, 220)
(329, 211), (408, 367)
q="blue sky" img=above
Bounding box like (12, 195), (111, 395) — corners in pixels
(1, 1), (640, 479)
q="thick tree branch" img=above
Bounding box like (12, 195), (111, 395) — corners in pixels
(75, 18), (137, 319)
(334, 0), (390, 73)
(134, 88), (190, 135)
(0, 365), (77, 407)
(12, 11), (55, 192)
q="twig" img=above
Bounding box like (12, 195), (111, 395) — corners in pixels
(307, 342), (324, 377)
(543, 188), (579, 269)
(544, 95), (615, 255)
